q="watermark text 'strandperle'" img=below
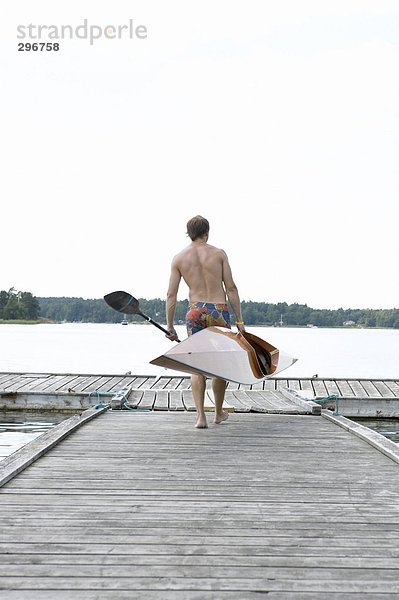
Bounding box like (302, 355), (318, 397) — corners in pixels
(17, 19), (148, 46)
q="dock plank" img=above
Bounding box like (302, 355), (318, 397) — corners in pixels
(226, 381), (238, 390)
(0, 374), (20, 386)
(300, 379), (314, 392)
(153, 390), (169, 411)
(168, 390), (184, 411)
(58, 375), (96, 394)
(80, 376), (116, 393)
(1, 413), (399, 596)
(286, 379), (301, 391)
(10, 375), (53, 393)
(250, 381), (265, 390)
(275, 379), (288, 390)
(335, 380), (356, 397)
(221, 390), (248, 412)
(384, 381), (399, 397)
(359, 380), (382, 397)
(372, 381), (395, 398)
(237, 383), (252, 390)
(95, 376), (130, 393)
(182, 390), (196, 411)
(311, 379), (329, 397)
(126, 391), (143, 408)
(228, 390), (253, 412)
(204, 390), (216, 411)
(0, 373), (26, 386)
(137, 391), (156, 410)
(263, 379), (276, 390)
(2, 377), (45, 392)
(176, 379), (192, 389)
(164, 378), (184, 390)
(324, 380), (341, 396)
(248, 390), (305, 414)
(1, 376), (34, 391)
(126, 376), (150, 389)
(348, 380), (370, 397)
(38, 375), (81, 393)
(151, 377), (172, 390)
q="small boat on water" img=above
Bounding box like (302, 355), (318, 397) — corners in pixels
(150, 326), (297, 385)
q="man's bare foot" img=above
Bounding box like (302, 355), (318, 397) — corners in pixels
(195, 416), (208, 428)
(214, 410), (229, 424)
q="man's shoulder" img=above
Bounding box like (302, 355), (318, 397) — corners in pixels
(173, 244), (227, 263)
(209, 245), (228, 259)
(206, 244), (226, 254)
(171, 245), (192, 267)
(173, 245), (190, 259)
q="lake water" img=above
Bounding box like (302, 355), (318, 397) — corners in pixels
(0, 323), (397, 379)
(351, 418), (399, 444)
(0, 411), (68, 460)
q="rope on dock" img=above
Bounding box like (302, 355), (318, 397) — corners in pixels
(312, 393), (340, 415)
(89, 388), (150, 412)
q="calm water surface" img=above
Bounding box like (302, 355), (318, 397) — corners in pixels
(0, 411), (68, 460)
(0, 323), (397, 379)
(351, 418), (399, 444)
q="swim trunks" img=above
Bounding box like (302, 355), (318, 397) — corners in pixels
(186, 302), (231, 336)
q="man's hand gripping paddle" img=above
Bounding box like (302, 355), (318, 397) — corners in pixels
(104, 291), (181, 342)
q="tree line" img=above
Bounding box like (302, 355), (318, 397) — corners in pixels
(37, 296), (399, 328)
(0, 288), (40, 320)
(1, 291), (397, 327)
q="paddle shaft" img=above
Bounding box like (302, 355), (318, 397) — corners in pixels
(138, 311), (181, 343)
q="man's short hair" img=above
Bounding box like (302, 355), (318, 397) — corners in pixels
(186, 215), (210, 241)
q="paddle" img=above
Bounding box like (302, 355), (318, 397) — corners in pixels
(104, 291), (181, 342)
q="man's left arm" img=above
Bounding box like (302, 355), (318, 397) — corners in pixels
(165, 258), (181, 341)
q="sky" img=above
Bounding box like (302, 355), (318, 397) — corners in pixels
(1, 0), (398, 310)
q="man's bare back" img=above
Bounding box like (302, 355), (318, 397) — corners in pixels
(166, 222), (244, 342)
(172, 242), (228, 304)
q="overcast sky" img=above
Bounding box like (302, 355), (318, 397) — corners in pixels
(2, 0), (398, 309)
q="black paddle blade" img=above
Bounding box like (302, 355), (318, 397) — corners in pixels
(104, 291), (140, 315)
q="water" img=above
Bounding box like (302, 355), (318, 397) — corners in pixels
(0, 323), (397, 379)
(0, 411), (68, 461)
(350, 418), (399, 444)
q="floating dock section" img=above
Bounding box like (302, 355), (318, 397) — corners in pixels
(1, 372), (399, 417)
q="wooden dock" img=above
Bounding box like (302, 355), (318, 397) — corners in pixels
(1, 410), (399, 597)
(1, 372), (398, 396)
(1, 372), (399, 416)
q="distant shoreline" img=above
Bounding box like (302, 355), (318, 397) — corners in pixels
(0, 317), (54, 325)
(0, 320), (397, 331)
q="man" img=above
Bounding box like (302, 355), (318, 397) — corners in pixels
(165, 215), (245, 429)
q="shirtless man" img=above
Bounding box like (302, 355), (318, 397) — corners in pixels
(165, 215), (245, 428)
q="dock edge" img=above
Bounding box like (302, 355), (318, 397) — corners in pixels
(323, 411), (399, 465)
(0, 405), (108, 488)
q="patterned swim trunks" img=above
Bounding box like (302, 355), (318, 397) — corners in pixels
(186, 302), (231, 336)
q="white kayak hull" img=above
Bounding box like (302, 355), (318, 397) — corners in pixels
(150, 326), (297, 385)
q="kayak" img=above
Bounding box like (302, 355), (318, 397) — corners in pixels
(150, 326), (297, 385)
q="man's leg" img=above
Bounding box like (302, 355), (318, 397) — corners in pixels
(212, 377), (229, 424)
(191, 373), (207, 428)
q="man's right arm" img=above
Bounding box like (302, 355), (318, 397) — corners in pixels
(165, 256), (181, 341)
(221, 251), (245, 333)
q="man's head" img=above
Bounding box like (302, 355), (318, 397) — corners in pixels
(186, 215), (210, 241)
